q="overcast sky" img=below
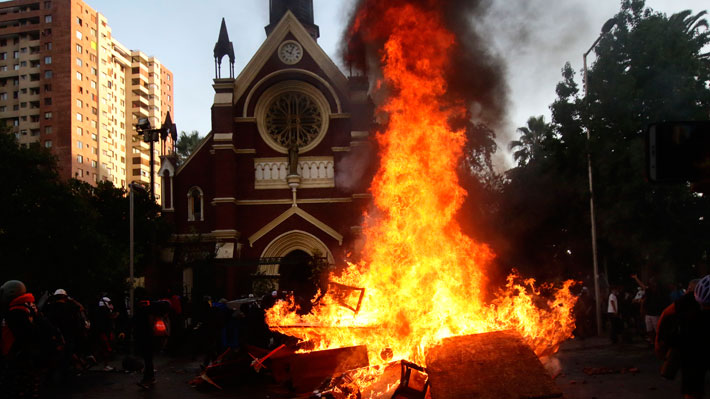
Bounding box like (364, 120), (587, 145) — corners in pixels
(90, 0), (707, 168)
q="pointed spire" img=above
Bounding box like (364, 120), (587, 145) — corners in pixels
(160, 111), (177, 142)
(214, 18), (235, 79)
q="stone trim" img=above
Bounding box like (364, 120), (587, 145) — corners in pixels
(248, 206), (343, 246)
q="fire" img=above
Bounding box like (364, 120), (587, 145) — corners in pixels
(266, 0), (577, 373)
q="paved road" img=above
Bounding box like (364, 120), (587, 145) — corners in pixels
(54, 336), (707, 398)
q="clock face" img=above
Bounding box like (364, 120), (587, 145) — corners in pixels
(278, 41), (303, 65)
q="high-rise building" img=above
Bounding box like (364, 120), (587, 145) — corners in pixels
(0, 0), (174, 194)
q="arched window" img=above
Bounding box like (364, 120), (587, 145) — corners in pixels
(187, 186), (203, 221)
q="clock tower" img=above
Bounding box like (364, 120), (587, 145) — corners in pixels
(266, 0), (319, 40)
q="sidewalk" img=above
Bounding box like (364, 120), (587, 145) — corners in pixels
(554, 336), (698, 399)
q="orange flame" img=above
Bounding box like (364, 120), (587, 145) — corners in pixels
(266, 0), (577, 371)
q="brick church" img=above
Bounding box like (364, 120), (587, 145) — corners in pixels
(157, 0), (374, 299)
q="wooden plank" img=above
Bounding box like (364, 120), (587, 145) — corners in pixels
(425, 330), (562, 399)
(269, 345), (369, 394)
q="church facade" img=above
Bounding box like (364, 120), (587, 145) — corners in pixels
(158, 1), (374, 299)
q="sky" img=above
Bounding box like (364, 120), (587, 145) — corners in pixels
(89, 0), (708, 169)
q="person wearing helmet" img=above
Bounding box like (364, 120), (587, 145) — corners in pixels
(655, 275), (710, 399)
(43, 288), (87, 382)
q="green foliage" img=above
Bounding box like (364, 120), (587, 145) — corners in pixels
(501, 1), (710, 284)
(0, 134), (172, 302)
(175, 130), (202, 165)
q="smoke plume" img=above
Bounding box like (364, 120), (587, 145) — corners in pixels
(340, 0), (509, 132)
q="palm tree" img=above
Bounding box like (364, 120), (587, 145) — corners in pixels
(508, 115), (553, 167)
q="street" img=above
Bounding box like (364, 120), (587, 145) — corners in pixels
(56, 336), (707, 399)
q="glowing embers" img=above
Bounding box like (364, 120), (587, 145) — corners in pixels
(309, 331), (561, 399)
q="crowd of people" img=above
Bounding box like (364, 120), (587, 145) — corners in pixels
(0, 279), (294, 397)
(574, 273), (710, 399)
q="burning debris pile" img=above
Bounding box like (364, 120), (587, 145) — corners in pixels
(261, 0), (578, 397)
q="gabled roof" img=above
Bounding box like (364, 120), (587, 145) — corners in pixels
(175, 131), (211, 176)
(233, 10), (348, 106)
(248, 206), (343, 247)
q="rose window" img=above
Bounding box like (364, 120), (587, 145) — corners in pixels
(264, 91), (323, 149)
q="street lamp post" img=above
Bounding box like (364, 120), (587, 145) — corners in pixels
(583, 17), (616, 336)
(128, 182), (137, 317)
(135, 113), (176, 202)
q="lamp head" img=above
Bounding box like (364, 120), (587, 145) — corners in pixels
(601, 18), (617, 34)
(136, 118), (151, 131)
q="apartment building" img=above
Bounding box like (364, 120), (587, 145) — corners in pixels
(0, 0), (174, 194)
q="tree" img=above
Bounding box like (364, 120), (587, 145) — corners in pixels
(0, 133), (172, 302)
(499, 1), (710, 284)
(175, 130), (202, 165)
(508, 116), (554, 167)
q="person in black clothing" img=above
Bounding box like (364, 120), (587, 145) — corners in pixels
(656, 277), (710, 399)
(134, 292), (171, 389)
(0, 280), (63, 398)
(633, 274), (669, 344)
(43, 289), (85, 386)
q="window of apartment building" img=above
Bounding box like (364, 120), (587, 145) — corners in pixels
(76, 44), (82, 54)
(90, 120), (96, 128)
(0, 66), (6, 72)
(91, 146), (96, 154)
(76, 99), (82, 108)
(76, 113), (83, 122)
(44, 28), (52, 36)
(90, 28), (96, 37)
(91, 67), (96, 76)
(75, 31), (82, 40)
(44, 70), (52, 78)
(12, 105), (18, 111)
(44, 1), (51, 9)
(44, 56), (51, 65)
(91, 107), (97, 115)
(44, 112), (51, 119)
(76, 17), (82, 26)
(12, 91), (17, 99)
(77, 155), (83, 164)
(44, 98), (51, 105)
(0, 93), (6, 100)
(0, 53), (6, 60)
(13, 51), (18, 59)
(13, 64), (19, 71)
(90, 81), (96, 89)
(20, 129), (27, 136)
(45, 140), (52, 148)
(76, 58), (82, 67)
(76, 127), (82, 136)
(44, 84), (51, 92)
(91, 160), (97, 168)
(45, 42), (51, 50)
(76, 72), (82, 81)
(45, 126), (52, 134)
(19, 61), (26, 68)
(77, 141), (83, 149)
(20, 102), (26, 108)
(0, 106), (5, 112)
(45, 15), (52, 23)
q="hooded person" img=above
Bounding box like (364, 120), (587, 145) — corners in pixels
(0, 280), (63, 397)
